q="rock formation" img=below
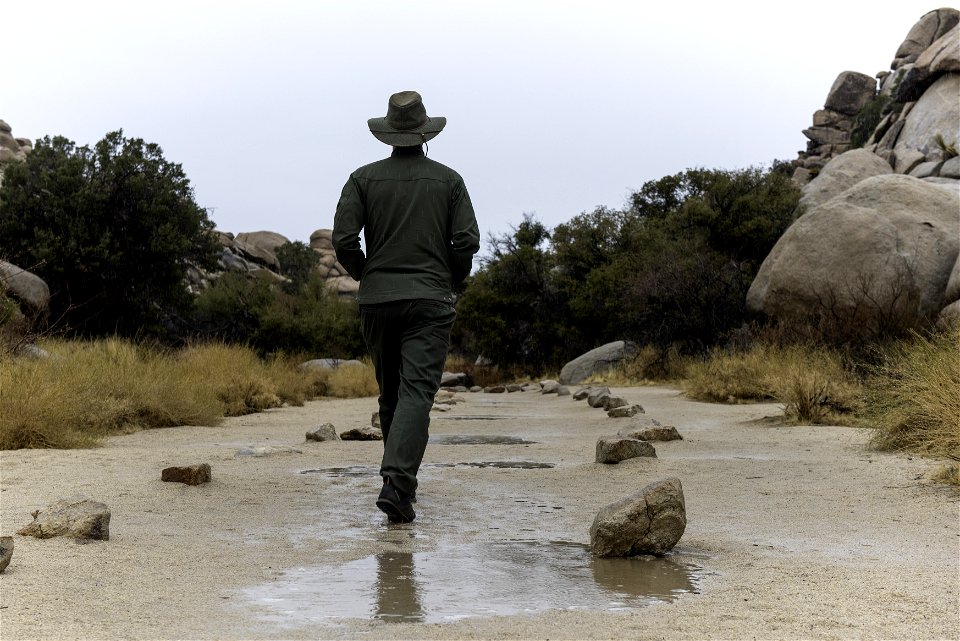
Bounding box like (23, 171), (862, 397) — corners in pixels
(558, 341), (637, 385)
(753, 9), (960, 334)
(17, 499), (111, 540)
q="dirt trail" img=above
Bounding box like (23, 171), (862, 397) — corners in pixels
(1, 386), (957, 640)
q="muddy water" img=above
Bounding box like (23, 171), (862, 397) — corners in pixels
(242, 541), (700, 625)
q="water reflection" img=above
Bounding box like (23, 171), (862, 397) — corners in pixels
(374, 552), (423, 623)
(242, 541), (701, 626)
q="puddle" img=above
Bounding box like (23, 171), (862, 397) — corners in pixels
(302, 461), (554, 476)
(241, 541), (700, 626)
(429, 435), (536, 445)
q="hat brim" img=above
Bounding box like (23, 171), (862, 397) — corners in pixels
(367, 116), (446, 146)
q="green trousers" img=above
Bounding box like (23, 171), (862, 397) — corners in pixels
(360, 299), (456, 496)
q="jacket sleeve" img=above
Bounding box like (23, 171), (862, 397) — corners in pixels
(449, 178), (481, 285)
(332, 175), (366, 282)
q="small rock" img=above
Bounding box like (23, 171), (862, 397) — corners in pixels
(435, 389), (456, 400)
(17, 499), (111, 540)
(432, 403), (452, 412)
(556, 385), (571, 397)
(339, 426), (383, 441)
(236, 445), (303, 457)
(371, 412), (381, 428)
(521, 383), (542, 392)
(469, 386), (483, 393)
(440, 371), (470, 387)
(587, 388), (612, 408)
(0, 536), (13, 572)
(607, 404), (644, 418)
(485, 385), (507, 393)
(572, 387), (592, 401)
(305, 423), (340, 442)
(590, 478), (686, 557)
(619, 425), (683, 442)
(596, 437), (657, 463)
(616, 416), (663, 434)
(161, 464), (212, 485)
(601, 395), (628, 411)
(506, 384), (523, 393)
(540, 380), (560, 394)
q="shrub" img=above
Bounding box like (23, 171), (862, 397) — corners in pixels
(865, 325), (960, 459)
(0, 131), (219, 338)
(685, 343), (859, 423)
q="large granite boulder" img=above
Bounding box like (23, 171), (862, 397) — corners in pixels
(945, 255), (960, 304)
(559, 341), (637, 385)
(893, 73), (960, 174)
(0, 260), (50, 314)
(823, 71), (877, 116)
(233, 231), (289, 269)
(799, 149), (893, 212)
(748, 174), (960, 332)
(896, 25), (960, 102)
(891, 8), (959, 70)
(590, 478), (686, 557)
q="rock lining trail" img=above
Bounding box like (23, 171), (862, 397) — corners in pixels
(0, 386), (956, 639)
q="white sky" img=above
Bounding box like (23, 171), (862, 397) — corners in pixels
(3, 1), (934, 251)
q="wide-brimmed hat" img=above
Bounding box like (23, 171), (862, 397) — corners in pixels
(368, 91), (446, 147)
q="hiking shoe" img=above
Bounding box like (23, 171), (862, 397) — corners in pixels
(376, 478), (416, 523)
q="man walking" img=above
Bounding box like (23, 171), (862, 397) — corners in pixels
(333, 91), (480, 523)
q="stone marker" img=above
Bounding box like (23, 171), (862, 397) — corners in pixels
(0, 536), (13, 572)
(596, 437), (657, 463)
(556, 385), (571, 396)
(18, 499), (111, 540)
(590, 478), (686, 557)
(587, 388), (612, 408)
(607, 404), (644, 418)
(339, 426), (383, 441)
(469, 386), (483, 393)
(619, 425), (683, 441)
(485, 385), (506, 393)
(540, 380), (560, 394)
(572, 387), (592, 401)
(601, 395), (628, 411)
(506, 384), (522, 393)
(161, 464), (212, 485)
(522, 383), (541, 392)
(432, 403), (452, 412)
(305, 423), (340, 442)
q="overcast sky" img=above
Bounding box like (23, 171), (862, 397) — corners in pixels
(3, 1), (932, 253)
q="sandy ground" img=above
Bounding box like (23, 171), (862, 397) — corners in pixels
(0, 386), (957, 640)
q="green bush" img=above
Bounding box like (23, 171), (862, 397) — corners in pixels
(0, 131), (220, 339)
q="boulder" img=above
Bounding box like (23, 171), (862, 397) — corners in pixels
(587, 388), (612, 408)
(590, 478), (686, 557)
(540, 380), (560, 394)
(799, 149), (893, 212)
(894, 73), (960, 173)
(17, 499), (111, 540)
(559, 341), (638, 385)
(619, 424), (683, 442)
(306, 423), (340, 442)
(469, 386), (483, 393)
(309, 228), (334, 251)
(937, 300), (960, 327)
(485, 385), (506, 393)
(572, 387), (592, 401)
(556, 385), (571, 397)
(233, 233), (284, 269)
(0, 260), (50, 314)
(161, 464), (212, 485)
(339, 426), (383, 441)
(892, 8), (959, 69)
(747, 174), (960, 332)
(0, 536), (12, 573)
(521, 383), (542, 392)
(328, 275), (360, 296)
(506, 384), (522, 393)
(607, 404), (644, 418)
(595, 437), (657, 464)
(823, 71), (876, 116)
(601, 395), (628, 411)
(897, 25), (960, 102)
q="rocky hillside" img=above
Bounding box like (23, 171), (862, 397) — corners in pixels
(751, 7), (959, 336)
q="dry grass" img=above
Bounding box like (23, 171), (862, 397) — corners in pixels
(684, 343), (860, 424)
(865, 325), (960, 461)
(315, 359), (379, 398)
(584, 345), (690, 386)
(0, 339), (367, 449)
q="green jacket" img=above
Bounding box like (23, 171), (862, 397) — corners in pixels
(332, 146), (480, 304)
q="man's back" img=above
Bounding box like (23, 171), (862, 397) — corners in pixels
(333, 146), (478, 304)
